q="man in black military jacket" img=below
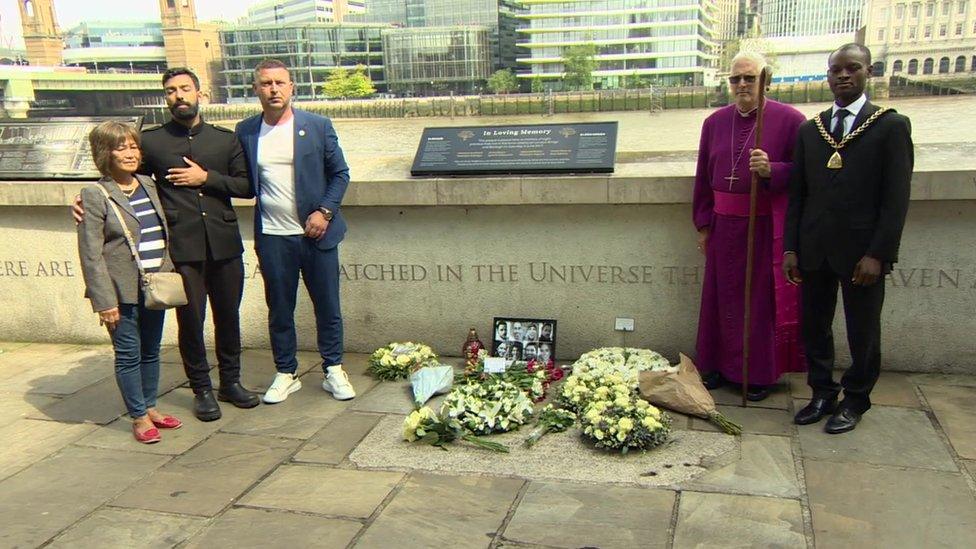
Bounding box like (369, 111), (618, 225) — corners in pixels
(784, 44), (913, 434)
(75, 68), (260, 420)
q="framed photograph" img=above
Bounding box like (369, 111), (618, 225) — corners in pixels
(491, 317), (556, 364)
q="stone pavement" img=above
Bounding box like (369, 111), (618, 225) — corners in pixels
(1, 342), (974, 549)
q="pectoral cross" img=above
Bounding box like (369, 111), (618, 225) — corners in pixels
(724, 173), (739, 190)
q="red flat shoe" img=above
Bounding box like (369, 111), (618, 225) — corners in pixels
(151, 415), (182, 429)
(133, 424), (161, 444)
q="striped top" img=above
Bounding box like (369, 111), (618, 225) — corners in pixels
(125, 184), (166, 273)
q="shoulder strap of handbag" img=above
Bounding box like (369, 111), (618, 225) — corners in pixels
(95, 184), (146, 278)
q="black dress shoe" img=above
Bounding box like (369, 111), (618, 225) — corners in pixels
(217, 382), (260, 409)
(702, 371), (724, 390)
(746, 385), (770, 402)
(193, 390), (222, 422)
(794, 398), (837, 425)
(825, 408), (861, 434)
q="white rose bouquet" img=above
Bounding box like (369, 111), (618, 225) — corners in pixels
(402, 406), (508, 453)
(368, 342), (438, 381)
(441, 378), (534, 435)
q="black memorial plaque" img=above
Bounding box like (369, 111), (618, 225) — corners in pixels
(410, 121), (617, 176)
(0, 116), (142, 180)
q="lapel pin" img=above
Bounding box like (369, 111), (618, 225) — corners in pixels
(299, 129), (306, 137)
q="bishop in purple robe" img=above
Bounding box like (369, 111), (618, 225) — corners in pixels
(692, 53), (807, 400)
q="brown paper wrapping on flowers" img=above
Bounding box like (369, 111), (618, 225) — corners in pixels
(638, 353), (742, 435)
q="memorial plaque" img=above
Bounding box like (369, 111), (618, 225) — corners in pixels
(411, 122), (617, 176)
(0, 116), (142, 180)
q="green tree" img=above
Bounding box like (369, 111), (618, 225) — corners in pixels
(322, 65), (376, 99)
(530, 77), (544, 93)
(487, 68), (519, 94)
(562, 43), (598, 91)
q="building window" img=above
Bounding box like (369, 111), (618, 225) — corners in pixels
(942, 1), (950, 16)
(894, 59), (904, 72)
(940, 23), (948, 36)
(911, 3), (920, 17)
(895, 28), (902, 40)
(956, 23), (964, 35)
(881, 7), (888, 18)
(872, 61), (886, 76)
(956, 55), (967, 71)
(909, 25), (917, 39)
(927, 2), (936, 15)
(897, 4), (905, 18)
(972, 55), (976, 70)
(925, 25), (932, 37)
(959, 1), (968, 14)
(878, 28), (886, 40)
(923, 58), (934, 73)
(908, 58), (919, 73)
(939, 57), (951, 72)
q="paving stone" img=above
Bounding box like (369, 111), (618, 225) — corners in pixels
(74, 388), (247, 455)
(219, 378), (351, 440)
(907, 372), (976, 388)
(0, 446), (168, 548)
(293, 412), (382, 464)
(711, 382), (792, 410)
(919, 384), (976, 460)
(240, 464), (402, 519)
(184, 507), (361, 549)
(796, 403), (958, 471)
(963, 460), (976, 479)
(0, 341), (31, 355)
(503, 481), (674, 549)
(681, 434), (800, 498)
(0, 393), (58, 428)
(690, 405), (794, 436)
(356, 473), (523, 549)
(48, 508), (207, 549)
(348, 380), (416, 414)
(0, 419), (95, 481)
(0, 344), (115, 395)
(237, 349), (322, 391)
(805, 460), (976, 548)
(27, 359), (188, 425)
(789, 372), (922, 408)
(672, 492), (805, 549)
(111, 432), (299, 517)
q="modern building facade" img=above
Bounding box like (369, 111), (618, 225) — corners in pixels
(244, 0), (367, 25)
(382, 26), (492, 95)
(351, 0), (525, 70)
(62, 22), (168, 72)
(863, 0), (976, 77)
(219, 23), (388, 100)
(516, 0), (721, 89)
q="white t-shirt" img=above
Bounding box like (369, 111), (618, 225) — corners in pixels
(257, 117), (303, 235)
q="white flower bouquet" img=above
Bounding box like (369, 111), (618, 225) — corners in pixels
(368, 342), (438, 381)
(578, 388), (672, 454)
(523, 404), (577, 448)
(409, 362), (455, 406)
(402, 406), (508, 453)
(573, 347), (677, 384)
(457, 350), (548, 402)
(441, 378), (535, 435)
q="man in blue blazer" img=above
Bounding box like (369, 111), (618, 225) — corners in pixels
(236, 59), (355, 404)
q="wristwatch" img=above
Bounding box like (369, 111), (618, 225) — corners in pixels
(317, 207), (334, 221)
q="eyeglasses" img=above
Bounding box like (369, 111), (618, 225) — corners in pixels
(728, 75), (757, 84)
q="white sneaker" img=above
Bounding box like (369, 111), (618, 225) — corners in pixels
(263, 372), (302, 404)
(322, 366), (356, 400)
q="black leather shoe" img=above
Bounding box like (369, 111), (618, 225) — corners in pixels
(217, 382), (260, 409)
(193, 390), (222, 422)
(746, 385), (770, 402)
(794, 398), (837, 425)
(702, 371), (724, 390)
(825, 408), (861, 434)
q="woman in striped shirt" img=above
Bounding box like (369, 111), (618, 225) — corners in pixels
(77, 121), (182, 444)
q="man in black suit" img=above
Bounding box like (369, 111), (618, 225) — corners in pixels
(784, 44), (913, 434)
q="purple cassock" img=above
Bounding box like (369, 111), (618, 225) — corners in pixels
(692, 99), (807, 386)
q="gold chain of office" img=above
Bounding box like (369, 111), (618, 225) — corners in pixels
(813, 107), (889, 169)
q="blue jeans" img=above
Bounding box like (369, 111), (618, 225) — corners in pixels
(256, 234), (343, 374)
(111, 298), (166, 418)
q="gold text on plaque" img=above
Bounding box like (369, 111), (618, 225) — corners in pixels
(813, 108), (889, 170)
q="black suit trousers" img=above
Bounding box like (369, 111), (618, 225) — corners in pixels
(174, 256), (244, 392)
(801, 263), (885, 413)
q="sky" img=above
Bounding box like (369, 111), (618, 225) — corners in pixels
(0, 0), (259, 49)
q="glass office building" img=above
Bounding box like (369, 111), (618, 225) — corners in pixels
(244, 0), (367, 25)
(382, 26), (492, 95)
(517, 0), (721, 88)
(61, 21), (167, 72)
(219, 23), (389, 100)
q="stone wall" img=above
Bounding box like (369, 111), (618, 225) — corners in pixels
(1, 199), (973, 373)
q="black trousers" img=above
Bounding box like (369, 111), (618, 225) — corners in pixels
(801, 263), (885, 413)
(174, 255), (244, 392)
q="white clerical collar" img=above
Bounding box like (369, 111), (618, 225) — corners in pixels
(833, 94), (867, 117)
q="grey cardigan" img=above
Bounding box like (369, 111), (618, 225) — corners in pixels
(77, 174), (175, 312)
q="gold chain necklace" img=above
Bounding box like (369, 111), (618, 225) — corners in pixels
(813, 107), (889, 169)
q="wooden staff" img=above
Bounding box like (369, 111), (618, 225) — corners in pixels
(741, 67), (770, 408)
